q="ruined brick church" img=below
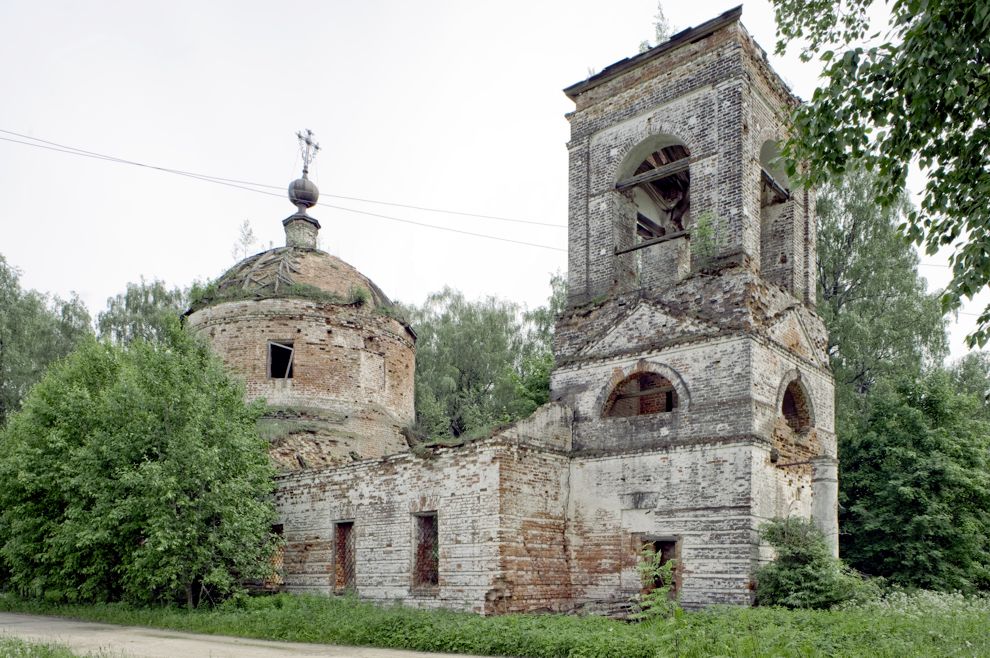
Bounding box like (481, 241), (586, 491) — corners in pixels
(186, 7), (837, 613)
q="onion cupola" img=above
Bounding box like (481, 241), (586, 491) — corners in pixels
(185, 131), (416, 472)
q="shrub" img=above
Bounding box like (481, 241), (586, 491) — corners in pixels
(630, 545), (680, 621)
(755, 517), (877, 609)
(0, 320), (278, 608)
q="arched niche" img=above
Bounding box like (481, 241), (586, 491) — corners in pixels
(611, 134), (694, 291)
(759, 138), (805, 297)
(600, 360), (691, 419)
(775, 371), (815, 433)
(759, 140), (790, 208)
(615, 134), (692, 239)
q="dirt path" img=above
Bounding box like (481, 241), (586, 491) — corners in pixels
(0, 612), (496, 658)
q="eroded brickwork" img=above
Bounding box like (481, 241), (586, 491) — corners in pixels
(240, 6), (837, 614)
(274, 405), (573, 613)
(550, 6), (837, 607)
(187, 294), (415, 470)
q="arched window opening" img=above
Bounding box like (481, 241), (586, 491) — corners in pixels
(759, 141), (790, 208)
(618, 143), (691, 242)
(604, 372), (678, 418)
(781, 380), (811, 432)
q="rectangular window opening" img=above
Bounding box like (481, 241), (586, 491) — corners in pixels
(267, 524), (285, 589)
(413, 512), (439, 588)
(643, 539), (679, 595)
(334, 521), (356, 592)
(269, 341), (294, 379)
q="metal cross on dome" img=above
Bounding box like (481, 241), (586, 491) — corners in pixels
(296, 129), (321, 176)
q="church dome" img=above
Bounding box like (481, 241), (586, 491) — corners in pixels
(189, 246), (394, 313)
(185, 131), (416, 472)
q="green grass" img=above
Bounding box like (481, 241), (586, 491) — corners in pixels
(0, 637), (81, 658)
(1, 591), (988, 657)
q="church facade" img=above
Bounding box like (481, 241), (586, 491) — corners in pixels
(187, 7), (837, 614)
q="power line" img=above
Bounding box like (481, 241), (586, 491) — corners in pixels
(0, 132), (564, 252)
(0, 129), (566, 228)
(5, 133), (567, 252)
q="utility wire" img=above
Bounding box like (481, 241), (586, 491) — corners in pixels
(6, 131), (990, 311)
(0, 129), (565, 228)
(3, 134), (566, 252)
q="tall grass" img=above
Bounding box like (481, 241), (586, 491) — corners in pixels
(0, 637), (81, 658)
(1, 591), (988, 657)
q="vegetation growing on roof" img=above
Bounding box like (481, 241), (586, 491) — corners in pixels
(187, 278), (385, 313)
(186, 246), (389, 313)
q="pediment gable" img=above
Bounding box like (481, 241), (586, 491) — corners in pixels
(766, 309), (828, 367)
(579, 301), (719, 357)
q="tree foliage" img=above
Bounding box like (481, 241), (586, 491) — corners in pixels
(771, 0), (990, 345)
(0, 255), (92, 427)
(755, 517), (875, 609)
(231, 219), (257, 262)
(814, 171), (990, 592)
(0, 319), (278, 607)
(839, 373), (990, 592)
(97, 278), (188, 345)
(639, 2), (673, 52)
(815, 169), (947, 431)
(949, 351), (990, 419)
(407, 275), (565, 442)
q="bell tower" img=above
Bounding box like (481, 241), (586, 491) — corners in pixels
(561, 8), (815, 304)
(551, 7), (837, 608)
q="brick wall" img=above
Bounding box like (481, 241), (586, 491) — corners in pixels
(569, 443), (759, 609)
(553, 9), (837, 607)
(187, 296), (415, 469)
(274, 405), (574, 613)
(263, 9), (839, 615)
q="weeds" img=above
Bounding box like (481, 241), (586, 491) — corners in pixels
(0, 591), (988, 657)
(630, 545), (679, 622)
(0, 638), (82, 658)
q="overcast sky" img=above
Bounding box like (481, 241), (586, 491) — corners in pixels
(0, 0), (981, 361)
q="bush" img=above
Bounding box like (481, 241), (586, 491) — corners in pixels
(0, 319), (278, 608)
(755, 517), (877, 609)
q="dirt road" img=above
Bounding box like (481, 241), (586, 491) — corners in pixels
(0, 612), (495, 658)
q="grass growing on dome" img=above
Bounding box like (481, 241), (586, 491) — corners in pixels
(187, 280), (367, 312)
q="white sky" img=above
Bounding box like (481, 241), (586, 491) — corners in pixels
(0, 0), (981, 361)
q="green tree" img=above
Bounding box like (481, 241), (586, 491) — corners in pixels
(639, 2), (673, 52)
(231, 219), (257, 262)
(0, 319), (278, 607)
(839, 373), (990, 592)
(97, 278), (188, 344)
(0, 255), (92, 426)
(408, 276), (565, 442)
(949, 351), (990, 419)
(407, 288), (528, 441)
(816, 170), (947, 433)
(514, 272), (567, 412)
(770, 0), (990, 345)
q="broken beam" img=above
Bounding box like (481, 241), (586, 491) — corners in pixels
(615, 230), (689, 255)
(616, 158), (690, 191)
(612, 387), (676, 400)
(761, 169), (791, 202)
